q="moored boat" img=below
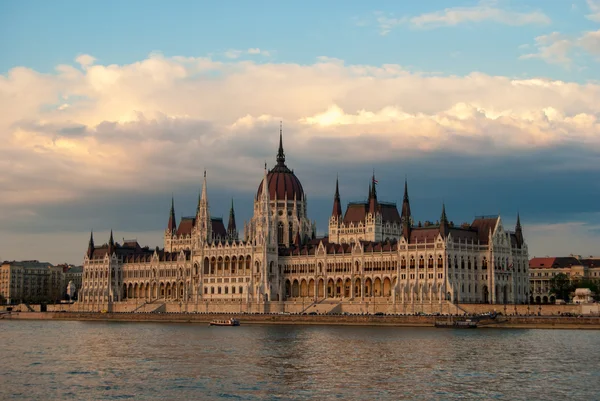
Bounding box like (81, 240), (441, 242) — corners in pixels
(434, 319), (478, 329)
(209, 318), (240, 326)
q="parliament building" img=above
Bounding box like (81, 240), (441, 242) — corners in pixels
(79, 128), (530, 314)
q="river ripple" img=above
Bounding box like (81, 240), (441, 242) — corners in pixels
(1, 321), (598, 400)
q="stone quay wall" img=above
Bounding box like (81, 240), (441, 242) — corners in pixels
(5, 310), (600, 329)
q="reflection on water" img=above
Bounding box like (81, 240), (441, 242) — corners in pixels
(1, 321), (599, 400)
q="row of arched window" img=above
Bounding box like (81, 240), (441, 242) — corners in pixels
(202, 256), (252, 275)
(203, 286), (244, 295)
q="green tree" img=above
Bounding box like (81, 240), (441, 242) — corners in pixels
(549, 273), (572, 302)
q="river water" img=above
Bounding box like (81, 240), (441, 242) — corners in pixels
(1, 320), (598, 400)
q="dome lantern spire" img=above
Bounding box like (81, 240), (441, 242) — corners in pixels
(276, 121), (285, 166)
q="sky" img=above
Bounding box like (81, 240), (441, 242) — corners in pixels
(1, 0), (600, 264)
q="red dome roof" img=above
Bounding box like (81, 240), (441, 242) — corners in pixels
(256, 128), (305, 201)
(257, 167), (304, 200)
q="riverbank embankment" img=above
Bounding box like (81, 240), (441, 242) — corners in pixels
(4, 311), (600, 329)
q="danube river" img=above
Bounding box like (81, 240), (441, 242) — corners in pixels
(1, 321), (598, 400)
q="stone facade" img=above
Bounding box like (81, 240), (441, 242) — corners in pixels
(79, 129), (529, 311)
(529, 255), (600, 304)
(0, 261), (65, 304)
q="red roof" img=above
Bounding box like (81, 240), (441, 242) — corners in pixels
(211, 218), (227, 239)
(343, 203), (368, 224)
(470, 217), (497, 244)
(176, 217), (196, 236)
(256, 166), (304, 201)
(529, 257), (581, 269)
(409, 228), (441, 243)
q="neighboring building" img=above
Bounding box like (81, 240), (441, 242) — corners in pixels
(529, 256), (600, 304)
(79, 128), (529, 310)
(63, 265), (83, 300)
(0, 260), (64, 304)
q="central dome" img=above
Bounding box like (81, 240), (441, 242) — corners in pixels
(256, 128), (305, 201)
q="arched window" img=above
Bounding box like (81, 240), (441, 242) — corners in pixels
(419, 256), (424, 269)
(410, 257), (415, 269)
(482, 257), (488, 269)
(428, 256), (434, 269)
(239, 286), (243, 294)
(289, 222), (293, 245)
(218, 287), (222, 294)
(438, 255), (443, 269)
(278, 222), (284, 244)
(225, 287), (228, 294)
(461, 257), (465, 269)
(401, 258), (406, 269)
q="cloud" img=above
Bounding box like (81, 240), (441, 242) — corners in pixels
(520, 32), (575, 67)
(75, 54), (96, 68)
(247, 48), (270, 57)
(586, 0), (600, 22)
(520, 29), (600, 67)
(525, 219), (600, 258)
(375, 1), (550, 34)
(224, 48), (271, 59)
(578, 29), (600, 57)
(224, 49), (243, 59)
(2, 53), (600, 262)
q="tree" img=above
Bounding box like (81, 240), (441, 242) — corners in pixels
(549, 273), (572, 302)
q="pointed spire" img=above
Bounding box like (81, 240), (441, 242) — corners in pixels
(108, 229), (115, 254)
(439, 203), (449, 238)
(201, 170), (208, 204)
(276, 121), (285, 166)
(401, 177), (412, 239)
(87, 230), (95, 258)
(368, 172), (378, 215)
(441, 203), (448, 224)
(332, 176), (342, 218)
(167, 196), (177, 233)
(227, 198), (237, 240)
(401, 177), (412, 223)
(371, 171), (378, 200)
(515, 212), (524, 248)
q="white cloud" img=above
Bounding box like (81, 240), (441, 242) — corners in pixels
(375, 1), (550, 34)
(586, 0), (600, 22)
(578, 29), (600, 57)
(224, 49), (243, 59)
(225, 48), (271, 58)
(247, 48), (270, 56)
(520, 32), (574, 67)
(75, 54), (96, 68)
(520, 29), (600, 67)
(2, 54), (600, 212)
